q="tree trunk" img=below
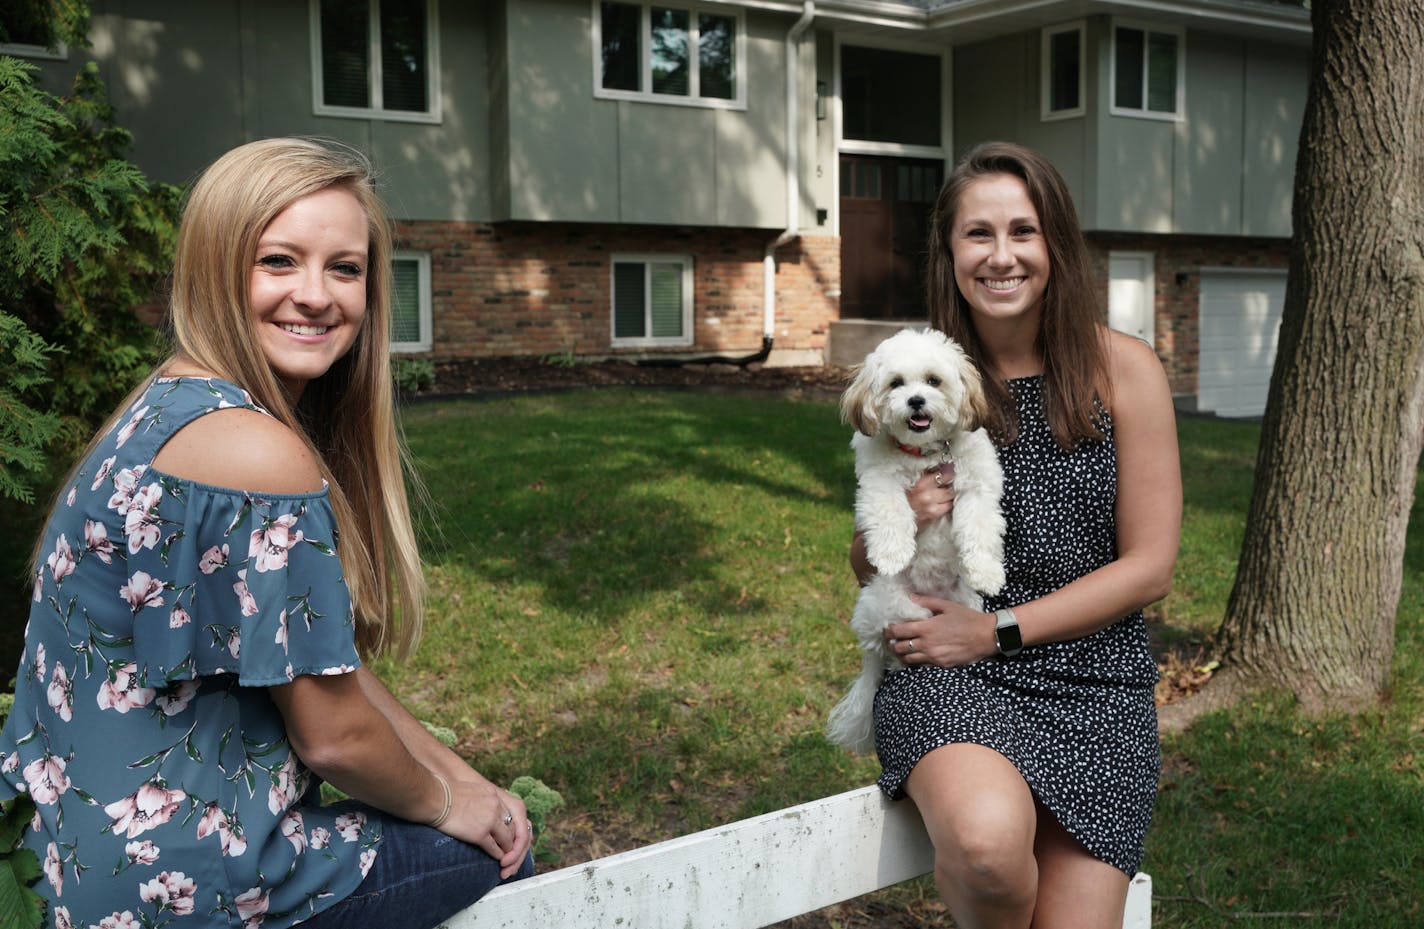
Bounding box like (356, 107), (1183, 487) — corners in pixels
(1214, 0), (1424, 713)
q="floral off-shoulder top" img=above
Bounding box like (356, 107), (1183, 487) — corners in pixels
(1, 377), (382, 929)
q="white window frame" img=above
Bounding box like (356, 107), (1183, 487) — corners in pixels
(0, 40), (67, 60)
(309, 0), (442, 124)
(390, 251), (433, 353)
(1109, 19), (1184, 122)
(592, 1), (747, 111)
(1040, 21), (1085, 121)
(609, 254), (694, 348)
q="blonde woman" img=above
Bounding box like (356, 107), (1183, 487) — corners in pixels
(2, 138), (533, 929)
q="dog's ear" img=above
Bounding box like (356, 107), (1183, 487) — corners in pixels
(959, 359), (990, 432)
(840, 361), (880, 436)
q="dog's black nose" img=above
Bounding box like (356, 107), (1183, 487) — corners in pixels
(908, 395), (926, 410)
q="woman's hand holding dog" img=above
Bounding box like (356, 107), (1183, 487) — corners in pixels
(909, 462), (956, 531)
(851, 463), (959, 587)
(884, 594), (996, 668)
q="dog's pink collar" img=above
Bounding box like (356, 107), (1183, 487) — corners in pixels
(896, 439), (952, 458)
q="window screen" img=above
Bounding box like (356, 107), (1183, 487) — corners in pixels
(381, 1), (427, 112)
(601, 2), (641, 92)
(321, 0), (371, 108)
(391, 258), (422, 344)
(1048, 29), (1080, 112)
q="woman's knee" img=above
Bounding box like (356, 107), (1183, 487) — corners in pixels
(933, 816), (1034, 900)
(906, 746), (1037, 900)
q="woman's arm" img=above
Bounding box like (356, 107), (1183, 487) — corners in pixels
(270, 672), (532, 877)
(886, 332), (1182, 665)
(155, 404), (531, 875)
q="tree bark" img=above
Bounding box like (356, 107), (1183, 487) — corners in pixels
(1212, 0), (1424, 713)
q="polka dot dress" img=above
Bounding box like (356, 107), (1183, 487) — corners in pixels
(872, 376), (1160, 875)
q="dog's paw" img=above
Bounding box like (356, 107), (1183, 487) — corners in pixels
(964, 559), (1006, 596)
(866, 534), (916, 577)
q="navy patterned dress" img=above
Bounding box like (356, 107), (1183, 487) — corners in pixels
(2, 377), (381, 928)
(872, 375), (1160, 875)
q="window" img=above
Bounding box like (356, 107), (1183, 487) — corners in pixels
(897, 163), (939, 204)
(610, 255), (693, 347)
(841, 161), (882, 200)
(310, 0), (440, 123)
(0, 8), (68, 59)
(1111, 22), (1182, 119)
(1041, 22), (1084, 120)
(841, 45), (941, 147)
(390, 252), (432, 353)
(596, 2), (743, 108)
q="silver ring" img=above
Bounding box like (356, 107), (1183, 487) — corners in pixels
(908, 639), (917, 654)
(502, 811), (514, 827)
(933, 471), (946, 488)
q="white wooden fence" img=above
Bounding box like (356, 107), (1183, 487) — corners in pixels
(446, 785), (1151, 928)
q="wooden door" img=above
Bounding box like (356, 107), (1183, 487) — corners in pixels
(839, 156), (942, 320)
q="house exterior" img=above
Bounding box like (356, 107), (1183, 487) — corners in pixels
(8, 0), (1311, 416)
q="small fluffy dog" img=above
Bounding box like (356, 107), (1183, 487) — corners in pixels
(826, 328), (1006, 753)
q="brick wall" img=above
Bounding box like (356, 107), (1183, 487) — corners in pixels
(394, 220), (841, 363)
(394, 219), (1288, 391)
(1085, 232), (1291, 397)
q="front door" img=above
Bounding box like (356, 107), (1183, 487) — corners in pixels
(839, 155), (942, 320)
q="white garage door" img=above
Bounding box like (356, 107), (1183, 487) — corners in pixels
(1198, 269), (1287, 418)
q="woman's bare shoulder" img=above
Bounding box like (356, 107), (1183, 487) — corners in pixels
(1101, 327), (1173, 425)
(153, 407), (324, 495)
(1103, 328), (1168, 390)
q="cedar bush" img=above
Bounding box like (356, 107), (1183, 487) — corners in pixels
(0, 0), (180, 774)
(3, 8), (182, 924)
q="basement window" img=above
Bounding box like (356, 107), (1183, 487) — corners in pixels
(610, 254), (693, 347)
(390, 251), (432, 353)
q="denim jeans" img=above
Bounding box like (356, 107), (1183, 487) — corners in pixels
(302, 802), (536, 929)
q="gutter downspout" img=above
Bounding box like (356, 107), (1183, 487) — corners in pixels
(639, 2), (813, 369)
(762, 0), (815, 359)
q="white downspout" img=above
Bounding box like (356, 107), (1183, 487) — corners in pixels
(764, 1), (815, 354)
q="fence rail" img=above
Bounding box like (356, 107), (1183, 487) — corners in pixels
(447, 785), (1151, 928)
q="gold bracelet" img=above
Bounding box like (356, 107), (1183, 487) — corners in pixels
(428, 772), (452, 829)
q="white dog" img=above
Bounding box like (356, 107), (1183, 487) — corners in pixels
(826, 328), (1006, 753)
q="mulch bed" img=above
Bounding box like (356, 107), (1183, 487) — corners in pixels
(422, 355), (852, 399)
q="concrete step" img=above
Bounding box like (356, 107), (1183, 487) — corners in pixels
(827, 319), (928, 367)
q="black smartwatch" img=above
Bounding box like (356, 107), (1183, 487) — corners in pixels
(994, 608), (1023, 657)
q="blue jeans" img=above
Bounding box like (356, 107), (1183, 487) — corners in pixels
(303, 802), (536, 929)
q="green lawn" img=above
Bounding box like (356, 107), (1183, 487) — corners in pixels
(381, 391), (1423, 927)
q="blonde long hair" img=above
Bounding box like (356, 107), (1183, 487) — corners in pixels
(44, 138), (424, 658)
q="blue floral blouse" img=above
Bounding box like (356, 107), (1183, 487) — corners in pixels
(1, 377), (382, 929)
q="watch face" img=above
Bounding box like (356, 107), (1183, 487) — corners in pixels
(996, 618), (1023, 655)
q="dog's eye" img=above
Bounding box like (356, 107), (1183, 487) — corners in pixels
(889, 377), (904, 389)
(927, 375), (942, 387)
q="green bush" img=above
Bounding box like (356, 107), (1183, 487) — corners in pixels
(0, 54), (179, 671)
(0, 58), (179, 468)
(508, 776), (565, 864)
(394, 356), (436, 394)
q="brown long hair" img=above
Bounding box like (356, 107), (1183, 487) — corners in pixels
(926, 141), (1108, 448)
